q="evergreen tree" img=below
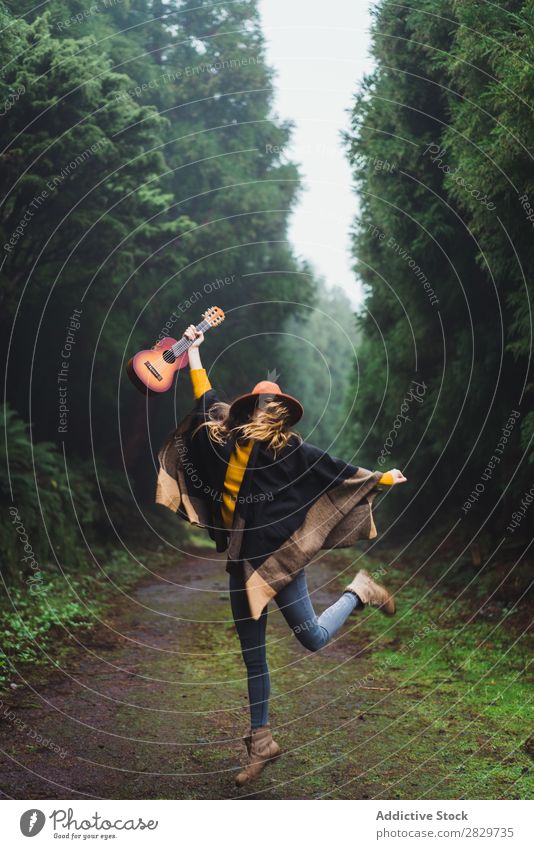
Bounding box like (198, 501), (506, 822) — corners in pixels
(345, 0), (532, 543)
(0, 0), (319, 570)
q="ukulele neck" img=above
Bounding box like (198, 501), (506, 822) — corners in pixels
(170, 319), (211, 356)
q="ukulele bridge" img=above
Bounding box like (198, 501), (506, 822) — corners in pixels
(144, 360), (163, 381)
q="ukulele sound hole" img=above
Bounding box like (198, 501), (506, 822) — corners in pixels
(162, 349), (176, 364)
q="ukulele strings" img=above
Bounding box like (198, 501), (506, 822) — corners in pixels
(150, 317), (216, 370)
(146, 307), (222, 371)
(150, 322), (206, 370)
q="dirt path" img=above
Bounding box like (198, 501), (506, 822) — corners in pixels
(0, 550), (531, 799)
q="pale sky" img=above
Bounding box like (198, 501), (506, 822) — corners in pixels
(258, 0), (375, 306)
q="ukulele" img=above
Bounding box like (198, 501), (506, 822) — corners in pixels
(127, 306), (225, 394)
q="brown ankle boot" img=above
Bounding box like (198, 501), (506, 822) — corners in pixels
(345, 569), (396, 616)
(235, 725), (281, 787)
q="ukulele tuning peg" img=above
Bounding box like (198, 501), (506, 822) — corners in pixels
(203, 306), (225, 325)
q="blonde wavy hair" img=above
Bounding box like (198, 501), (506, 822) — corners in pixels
(194, 399), (301, 456)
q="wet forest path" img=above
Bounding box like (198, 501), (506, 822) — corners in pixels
(0, 548), (531, 799)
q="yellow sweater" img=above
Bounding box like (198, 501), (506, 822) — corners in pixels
(190, 368), (393, 529)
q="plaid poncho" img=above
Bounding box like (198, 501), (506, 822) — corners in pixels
(156, 388), (383, 619)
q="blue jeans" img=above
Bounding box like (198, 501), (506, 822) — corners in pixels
(229, 568), (361, 728)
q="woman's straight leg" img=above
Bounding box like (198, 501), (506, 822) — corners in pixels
(229, 568), (270, 728)
(275, 570), (361, 652)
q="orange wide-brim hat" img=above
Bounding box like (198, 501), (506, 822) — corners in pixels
(229, 380), (304, 427)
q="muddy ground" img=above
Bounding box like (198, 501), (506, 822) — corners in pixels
(0, 548), (531, 799)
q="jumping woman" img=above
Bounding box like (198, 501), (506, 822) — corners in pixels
(156, 325), (407, 787)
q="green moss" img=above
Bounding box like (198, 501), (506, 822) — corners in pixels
(0, 549), (145, 688)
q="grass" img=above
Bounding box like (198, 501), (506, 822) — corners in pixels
(0, 541), (531, 799)
(110, 547), (532, 799)
(0, 549), (145, 689)
(324, 550), (534, 799)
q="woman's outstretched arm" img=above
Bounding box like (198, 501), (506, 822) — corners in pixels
(378, 468), (407, 485)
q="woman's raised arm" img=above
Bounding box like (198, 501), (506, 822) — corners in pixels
(183, 324), (212, 398)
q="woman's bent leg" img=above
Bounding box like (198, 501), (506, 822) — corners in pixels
(229, 569), (269, 728)
(275, 570), (361, 652)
